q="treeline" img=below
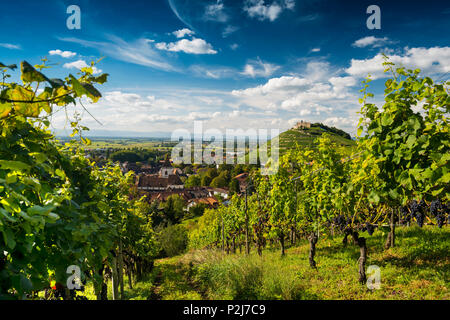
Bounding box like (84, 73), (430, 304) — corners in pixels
(184, 163), (255, 192)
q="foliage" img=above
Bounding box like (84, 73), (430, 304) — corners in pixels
(158, 224), (188, 257)
(0, 60), (157, 299)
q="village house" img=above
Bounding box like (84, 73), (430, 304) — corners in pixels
(186, 197), (219, 210)
(135, 158), (184, 191)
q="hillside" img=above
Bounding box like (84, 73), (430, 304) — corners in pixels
(277, 123), (356, 155)
(243, 123), (356, 162)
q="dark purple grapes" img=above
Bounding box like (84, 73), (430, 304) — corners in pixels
(430, 199), (441, 217)
(416, 212), (425, 227)
(436, 214), (445, 228)
(366, 223), (375, 235)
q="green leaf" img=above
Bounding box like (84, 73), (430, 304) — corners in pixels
(405, 135), (416, 149)
(368, 191), (380, 204)
(27, 205), (56, 217)
(2, 228), (16, 249)
(20, 61), (49, 83)
(93, 73), (109, 84)
(0, 160), (31, 171)
(0, 207), (18, 223)
(80, 83), (102, 102)
(69, 74), (88, 97)
(381, 113), (394, 126)
(0, 101), (12, 118)
(0, 62), (17, 70)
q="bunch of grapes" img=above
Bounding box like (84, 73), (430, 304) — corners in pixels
(436, 214), (445, 228)
(430, 199), (442, 217)
(416, 212), (425, 227)
(430, 199), (448, 228)
(332, 215), (348, 231)
(399, 206), (411, 225)
(409, 200), (428, 227)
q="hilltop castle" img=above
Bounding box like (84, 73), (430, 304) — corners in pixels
(293, 120), (311, 129)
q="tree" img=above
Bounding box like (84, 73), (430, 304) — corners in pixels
(185, 174), (201, 188)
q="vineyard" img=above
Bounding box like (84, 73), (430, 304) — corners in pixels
(0, 57), (448, 300)
(189, 58), (449, 289)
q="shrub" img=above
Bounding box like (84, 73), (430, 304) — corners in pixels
(158, 224), (188, 257)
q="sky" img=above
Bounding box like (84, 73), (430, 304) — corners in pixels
(0, 0), (449, 137)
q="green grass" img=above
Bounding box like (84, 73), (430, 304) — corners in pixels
(143, 226), (449, 300)
(277, 128), (356, 153)
(79, 225), (448, 300)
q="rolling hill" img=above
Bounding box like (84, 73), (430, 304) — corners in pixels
(243, 122), (356, 163)
(276, 123), (356, 154)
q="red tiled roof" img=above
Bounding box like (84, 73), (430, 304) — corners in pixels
(136, 174), (183, 188)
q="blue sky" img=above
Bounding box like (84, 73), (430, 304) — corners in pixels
(1, 0), (449, 136)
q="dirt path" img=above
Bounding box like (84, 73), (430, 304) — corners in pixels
(149, 258), (206, 300)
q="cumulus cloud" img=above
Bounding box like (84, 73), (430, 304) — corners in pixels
(49, 49), (77, 58)
(63, 59), (102, 74)
(231, 66), (359, 131)
(156, 38), (217, 54)
(172, 28), (195, 38)
(304, 61), (330, 81)
(310, 48), (321, 53)
(346, 46), (450, 79)
(241, 59), (280, 78)
(244, 0), (282, 21)
(352, 36), (391, 48)
(233, 76), (311, 97)
(244, 0), (295, 22)
(323, 116), (358, 128)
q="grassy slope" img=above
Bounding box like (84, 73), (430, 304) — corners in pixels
(278, 127), (356, 154)
(244, 127), (356, 163)
(116, 226), (448, 300)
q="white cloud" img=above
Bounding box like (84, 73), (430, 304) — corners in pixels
(190, 65), (236, 79)
(241, 59), (280, 78)
(172, 28), (195, 38)
(244, 0), (282, 21)
(63, 60), (102, 74)
(284, 0), (295, 10)
(244, 0), (295, 22)
(323, 116), (358, 128)
(346, 47), (450, 79)
(232, 76), (311, 97)
(156, 37), (217, 54)
(49, 49), (77, 58)
(329, 76), (357, 93)
(222, 25), (239, 38)
(310, 48), (320, 53)
(231, 67), (358, 125)
(0, 43), (21, 50)
(305, 61), (330, 81)
(59, 35), (178, 72)
(230, 43), (239, 50)
(352, 36), (391, 48)
(204, 1), (229, 22)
